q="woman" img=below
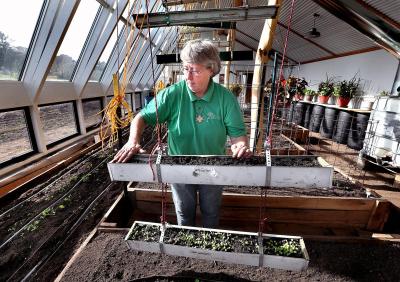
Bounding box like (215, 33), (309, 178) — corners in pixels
(113, 39), (251, 228)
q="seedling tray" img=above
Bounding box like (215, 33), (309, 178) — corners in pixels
(125, 221), (309, 271)
(108, 155), (333, 188)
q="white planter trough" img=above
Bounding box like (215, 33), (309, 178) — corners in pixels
(125, 221), (309, 271)
(108, 155), (333, 188)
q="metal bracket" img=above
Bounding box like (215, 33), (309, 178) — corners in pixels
(265, 147), (272, 188)
(258, 234), (263, 267)
(156, 151), (163, 183)
(159, 222), (166, 254)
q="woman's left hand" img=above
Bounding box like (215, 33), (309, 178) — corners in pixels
(231, 143), (252, 159)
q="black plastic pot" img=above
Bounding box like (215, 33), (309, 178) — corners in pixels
(320, 108), (339, 138)
(303, 104), (314, 129)
(309, 105), (325, 132)
(332, 111), (354, 144)
(286, 101), (296, 123)
(292, 102), (306, 126)
(347, 113), (370, 150)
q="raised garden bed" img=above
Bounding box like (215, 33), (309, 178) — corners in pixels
(99, 186), (391, 241)
(271, 134), (307, 155)
(274, 122), (310, 144)
(108, 155), (333, 188)
(125, 221), (309, 271)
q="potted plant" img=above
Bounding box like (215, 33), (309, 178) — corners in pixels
(229, 83), (243, 97)
(287, 76), (299, 101)
(318, 76), (335, 104)
(334, 77), (360, 107)
(304, 89), (316, 102)
(295, 78), (308, 101)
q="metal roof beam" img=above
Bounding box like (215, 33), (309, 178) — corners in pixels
(163, 0), (214, 7)
(132, 5), (278, 28)
(156, 50), (253, 64)
(312, 0), (400, 58)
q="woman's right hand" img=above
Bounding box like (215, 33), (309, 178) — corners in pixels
(111, 142), (146, 163)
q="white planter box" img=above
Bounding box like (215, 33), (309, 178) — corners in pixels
(124, 221), (162, 253)
(262, 234), (309, 271)
(125, 221), (309, 271)
(109, 155), (333, 188)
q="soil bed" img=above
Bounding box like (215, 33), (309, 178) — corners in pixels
(133, 171), (372, 198)
(58, 231), (400, 282)
(129, 155), (321, 167)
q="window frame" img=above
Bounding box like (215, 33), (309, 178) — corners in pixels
(0, 107), (38, 168)
(82, 97), (104, 132)
(38, 100), (81, 148)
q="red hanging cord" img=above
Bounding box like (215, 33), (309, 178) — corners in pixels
(145, 0), (167, 224)
(258, 0), (297, 235)
(267, 0), (297, 148)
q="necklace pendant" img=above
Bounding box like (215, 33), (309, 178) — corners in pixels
(196, 115), (204, 123)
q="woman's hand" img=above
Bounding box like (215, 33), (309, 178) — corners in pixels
(112, 142), (146, 163)
(112, 113), (147, 163)
(230, 136), (252, 159)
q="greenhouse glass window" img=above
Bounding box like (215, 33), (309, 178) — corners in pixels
(39, 102), (79, 146)
(89, 20), (124, 82)
(0, 108), (36, 167)
(0, 1), (43, 80)
(82, 98), (102, 131)
(47, 0), (100, 81)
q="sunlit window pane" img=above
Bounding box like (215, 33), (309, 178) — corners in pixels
(0, 109), (34, 163)
(39, 102), (78, 145)
(82, 99), (102, 129)
(0, 1), (43, 80)
(89, 20), (124, 81)
(47, 0), (100, 81)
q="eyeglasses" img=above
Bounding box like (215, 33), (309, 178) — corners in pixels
(182, 66), (202, 76)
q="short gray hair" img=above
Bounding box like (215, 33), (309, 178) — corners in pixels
(180, 39), (221, 77)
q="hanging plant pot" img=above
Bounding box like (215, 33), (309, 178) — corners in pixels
(336, 97), (351, 107)
(318, 96), (330, 104)
(125, 221), (309, 271)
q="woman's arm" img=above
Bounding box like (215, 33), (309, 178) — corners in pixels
(112, 113), (147, 163)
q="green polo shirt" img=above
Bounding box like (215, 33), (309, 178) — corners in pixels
(141, 80), (246, 155)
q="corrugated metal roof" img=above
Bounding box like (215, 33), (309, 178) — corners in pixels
(232, 0), (388, 64)
(363, 0), (400, 24)
(140, 0), (397, 72)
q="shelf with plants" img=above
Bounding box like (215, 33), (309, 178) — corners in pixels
(125, 221), (309, 271)
(108, 155), (333, 188)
